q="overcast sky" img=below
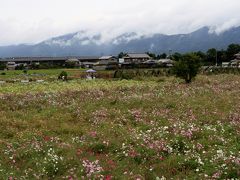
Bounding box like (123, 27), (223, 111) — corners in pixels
(0, 0), (240, 45)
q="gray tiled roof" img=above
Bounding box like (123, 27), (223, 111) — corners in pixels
(99, 56), (116, 60)
(0, 56), (100, 62)
(125, 53), (151, 58)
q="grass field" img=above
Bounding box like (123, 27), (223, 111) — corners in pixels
(0, 69), (89, 81)
(0, 68), (171, 81)
(0, 74), (239, 179)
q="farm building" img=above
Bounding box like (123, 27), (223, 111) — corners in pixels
(229, 53), (240, 67)
(0, 57), (68, 65)
(65, 58), (81, 67)
(234, 53), (240, 59)
(123, 53), (151, 63)
(158, 59), (175, 67)
(0, 56), (100, 69)
(93, 56), (118, 70)
(78, 56), (100, 68)
(230, 59), (240, 67)
(6, 62), (17, 70)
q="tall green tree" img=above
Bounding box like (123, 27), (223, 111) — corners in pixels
(226, 44), (240, 60)
(157, 53), (167, 59)
(216, 50), (227, 64)
(206, 48), (217, 65)
(0, 62), (6, 70)
(195, 51), (207, 63)
(172, 52), (182, 61)
(173, 53), (202, 83)
(118, 52), (127, 58)
(146, 52), (156, 59)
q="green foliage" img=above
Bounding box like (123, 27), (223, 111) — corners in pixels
(146, 52), (156, 59)
(172, 52), (182, 61)
(173, 53), (201, 83)
(38, 63), (63, 69)
(58, 71), (68, 80)
(154, 43), (240, 66)
(31, 63), (40, 69)
(118, 52), (127, 58)
(226, 43), (240, 60)
(65, 61), (78, 68)
(23, 70), (28, 74)
(195, 51), (206, 62)
(15, 64), (25, 70)
(0, 62), (6, 70)
(206, 48), (217, 65)
(158, 53), (167, 59)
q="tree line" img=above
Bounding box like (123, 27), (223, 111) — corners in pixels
(166, 43), (240, 65)
(119, 44), (240, 84)
(119, 43), (240, 65)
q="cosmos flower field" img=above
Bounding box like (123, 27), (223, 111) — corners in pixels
(0, 74), (239, 179)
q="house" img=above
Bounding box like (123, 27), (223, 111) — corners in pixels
(234, 53), (240, 59)
(229, 53), (240, 67)
(222, 62), (230, 68)
(65, 58), (80, 67)
(1, 57), (69, 69)
(6, 62), (17, 70)
(78, 56), (100, 68)
(143, 60), (158, 64)
(230, 59), (240, 67)
(123, 53), (151, 64)
(99, 56), (118, 62)
(158, 59), (175, 67)
(140, 60), (158, 68)
(93, 56), (118, 70)
(0, 56), (101, 69)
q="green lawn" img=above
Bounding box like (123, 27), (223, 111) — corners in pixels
(0, 74), (239, 179)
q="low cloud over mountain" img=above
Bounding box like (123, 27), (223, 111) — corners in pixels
(1, 26), (240, 57)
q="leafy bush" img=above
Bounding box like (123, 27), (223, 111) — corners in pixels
(58, 71), (68, 80)
(173, 53), (201, 83)
(23, 70), (28, 74)
(0, 63), (6, 70)
(113, 70), (135, 80)
(65, 61), (77, 68)
(15, 64), (25, 70)
(39, 63), (63, 69)
(31, 63), (40, 69)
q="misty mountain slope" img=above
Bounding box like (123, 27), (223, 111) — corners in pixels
(1, 26), (240, 57)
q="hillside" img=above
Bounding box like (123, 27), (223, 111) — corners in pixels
(1, 26), (240, 57)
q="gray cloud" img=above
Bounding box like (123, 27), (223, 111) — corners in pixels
(0, 0), (240, 45)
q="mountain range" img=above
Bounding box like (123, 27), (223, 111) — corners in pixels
(1, 26), (240, 57)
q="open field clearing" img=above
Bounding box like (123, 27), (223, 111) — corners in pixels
(0, 69), (115, 82)
(0, 75), (239, 179)
(0, 69), (89, 81)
